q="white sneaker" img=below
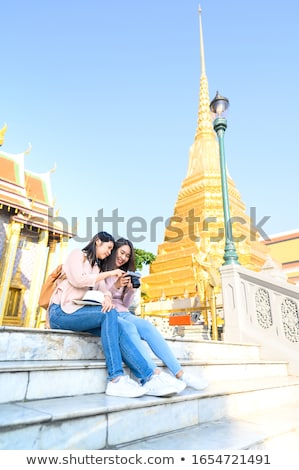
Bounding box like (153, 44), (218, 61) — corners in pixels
(181, 372), (208, 390)
(143, 374), (178, 397)
(106, 375), (146, 398)
(159, 371), (186, 393)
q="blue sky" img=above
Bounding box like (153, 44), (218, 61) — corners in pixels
(1, 0), (298, 256)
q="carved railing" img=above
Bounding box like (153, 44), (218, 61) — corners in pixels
(219, 264), (299, 375)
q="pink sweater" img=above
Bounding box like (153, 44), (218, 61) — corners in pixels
(105, 276), (135, 312)
(50, 249), (111, 314)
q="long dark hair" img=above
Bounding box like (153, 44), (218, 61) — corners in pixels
(105, 237), (136, 272)
(82, 231), (115, 270)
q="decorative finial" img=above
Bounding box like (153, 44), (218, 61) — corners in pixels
(198, 5), (202, 14)
(0, 123), (7, 146)
(50, 162), (57, 173)
(24, 142), (32, 155)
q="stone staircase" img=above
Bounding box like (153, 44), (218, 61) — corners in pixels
(0, 326), (299, 450)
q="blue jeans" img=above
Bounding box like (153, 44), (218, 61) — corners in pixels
(49, 304), (154, 383)
(117, 311), (182, 378)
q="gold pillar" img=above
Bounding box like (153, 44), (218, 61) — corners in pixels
(45, 238), (58, 277)
(24, 230), (49, 328)
(209, 286), (218, 340)
(0, 220), (22, 325)
(35, 236), (56, 328)
(59, 235), (69, 263)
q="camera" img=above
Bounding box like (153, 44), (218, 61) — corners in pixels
(124, 271), (141, 289)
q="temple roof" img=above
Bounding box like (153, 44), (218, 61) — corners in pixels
(0, 150), (30, 210)
(0, 148), (73, 238)
(25, 169), (54, 210)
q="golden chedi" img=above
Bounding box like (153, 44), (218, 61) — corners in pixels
(142, 8), (269, 302)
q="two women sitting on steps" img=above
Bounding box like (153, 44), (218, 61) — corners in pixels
(47, 232), (208, 398)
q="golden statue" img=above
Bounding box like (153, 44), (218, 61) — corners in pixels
(192, 238), (220, 340)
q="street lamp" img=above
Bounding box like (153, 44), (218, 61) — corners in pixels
(210, 91), (239, 265)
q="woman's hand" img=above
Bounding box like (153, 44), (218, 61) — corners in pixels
(96, 269), (125, 284)
(114, 273), (132, 290)
(111, 269), (125, 278)
(101, 294), (114, 312)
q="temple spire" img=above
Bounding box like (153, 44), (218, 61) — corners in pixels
(141, 6), (269, 302)
(198, 5), (206, 76)
(195, 6), (214, 139)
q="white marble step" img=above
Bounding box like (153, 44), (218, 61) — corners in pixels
(0, 358), (289, 404)
(0, 326), (261, 362)
(0, 327), (106, 361)
(117, 400), (299, 450)
(165, 338), (261, 362)
(1, 376), (299, 450)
